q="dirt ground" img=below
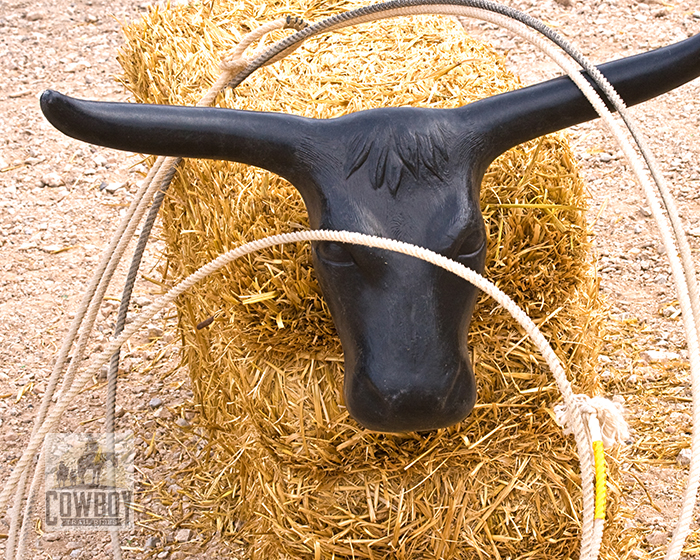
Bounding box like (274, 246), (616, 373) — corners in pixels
(1, 0), (699, 558)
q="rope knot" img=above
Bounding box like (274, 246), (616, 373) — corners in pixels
(554, 394), (630, 448)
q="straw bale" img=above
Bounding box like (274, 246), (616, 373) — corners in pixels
(118, 1), (630, 558)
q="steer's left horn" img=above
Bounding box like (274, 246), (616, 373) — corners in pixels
(39, 90), (315, 182)
(461, 32), (700, 162)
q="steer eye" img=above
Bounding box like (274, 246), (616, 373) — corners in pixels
(315, 241), (355, 265)
(456, 230), (486, 260)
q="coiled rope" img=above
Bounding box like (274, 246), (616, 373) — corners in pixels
(4, 4), (699, 560)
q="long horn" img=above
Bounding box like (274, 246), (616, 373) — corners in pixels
(39, 90), (315, 182)
(465, 33), (700, 163)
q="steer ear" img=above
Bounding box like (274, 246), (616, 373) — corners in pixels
(40, 90), (318, 183)
(461, 33), (700, 163)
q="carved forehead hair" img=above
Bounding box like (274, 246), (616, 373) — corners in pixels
(345, 121), (450, 194)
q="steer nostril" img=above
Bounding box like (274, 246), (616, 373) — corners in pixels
(344, 364), (477, 433)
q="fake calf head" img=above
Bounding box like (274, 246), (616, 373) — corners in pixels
(40, 32), (700, 432)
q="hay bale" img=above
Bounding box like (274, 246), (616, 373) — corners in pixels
(118, 1), (631, 558)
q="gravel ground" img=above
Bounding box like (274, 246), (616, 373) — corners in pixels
(1, 0), (700, 558)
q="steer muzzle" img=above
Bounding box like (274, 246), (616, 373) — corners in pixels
(344, 355), (477, 433)
(314, 245), (484, 433)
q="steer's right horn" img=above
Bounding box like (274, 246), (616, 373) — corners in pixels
(39, 90), (316, 183)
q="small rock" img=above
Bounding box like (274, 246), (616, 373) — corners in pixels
(661, 306), (679, 318)
(43, 533), (61, 542)
(145, 536), (160, 549)
(599, 152), (614, 162)
(154, 407), (171, 420)
(611, 395), (625, 405)
(41, 172), (64, 188)
(148, 326), (164, 340)
(677, 448), (692, 466)
(115, 405), (126, 418)
(174, 529), (191, 543)
(98, 365), (109, 381)
(693, 11), (700, 19)
(93, 154), (108, 167)
(84, 14), (99, 23)
(157, 551), (170, 559)
(646, 531), (669, 547)
(100, 181), (125, 193)
(41, 244), (63, 253)
(639, 207), (653, 218)
(66, 542), (83, 551)
(175, 417), (190, 428)
(8, 90), (31, 99)
(70, 550), (82, 559)
(24, 10), (46, 20)
(640, 349), (680, 363)
(149, 397), (163, 409)
(134, 296), (153, 307)
(64, 62), (84, 73)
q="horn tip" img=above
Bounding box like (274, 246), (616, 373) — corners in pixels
(39, 90), (68, 121)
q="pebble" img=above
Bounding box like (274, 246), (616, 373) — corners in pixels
(40, 172), (64, 188)
(65, 61), (89, 73)
(154, 407), (171, 419)
(645, 531), (669, 547)
(100, 181), (125, 193)
(640, 349), (680, 363)
(41, 244), (63, 253)
(174, 529), (192, 543)
(42, 532), (61, 542)
(661, 306), (679, 318)
(157, 551), (170, 559)
(149, 397), (163, 409)
(70, 550), (82, 558)
(145, 536), (160, 549)
(677, 448), (692, 466)
(24, 10), (46, 20)
(598, 152), (614, 162)
(66, 542), (83, 551)
(175, 417), (190, 428)
(148, 325), (164, 340)
(135, 296), (153, 307)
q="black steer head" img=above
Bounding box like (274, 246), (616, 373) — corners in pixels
(40, 33), (700, 432)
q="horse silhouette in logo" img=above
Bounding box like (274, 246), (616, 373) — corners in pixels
(76, 438), (118, 487)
